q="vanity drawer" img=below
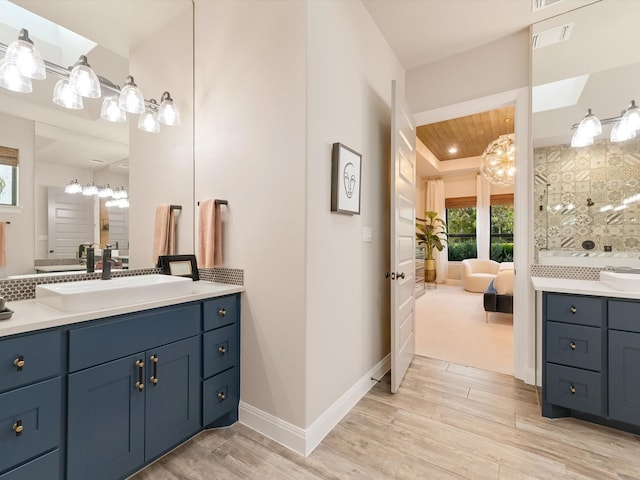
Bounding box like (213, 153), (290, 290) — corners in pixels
(545, 294), (602, 327)
(0, 330), (61, 393)
(203, 295), (238, 331)
(202, 367), (239, 426)
(545, 363), (602, 416)
(69, 304), (200, 372)
(0, 450), (59, 480)
(546, 322), (601, 371)
(203, 324), (239, 379)
(0, 378), (61, 474)
(609, 300), (640, 333)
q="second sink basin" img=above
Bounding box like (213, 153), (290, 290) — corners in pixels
(599, 271), (640, 292)
(36, 274), (194, 312)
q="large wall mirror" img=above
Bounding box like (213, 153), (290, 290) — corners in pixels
(532, 0), (640, 267)
(0, 0), (192, 277)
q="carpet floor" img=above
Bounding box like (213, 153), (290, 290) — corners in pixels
(415, 283), (514, 375)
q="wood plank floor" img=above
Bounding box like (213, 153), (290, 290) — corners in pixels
(131, 356), (640, 479)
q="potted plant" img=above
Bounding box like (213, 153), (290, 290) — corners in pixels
(416, 211), (448, 283)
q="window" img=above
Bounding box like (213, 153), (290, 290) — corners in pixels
(0, 146), (18, 207)
(446, 198), (477, 261)
(490, 202), (514, 262)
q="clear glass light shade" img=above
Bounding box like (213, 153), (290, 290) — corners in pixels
(138, 109), (160, 133)
(610, 113), (636, 143)
(0, 59), (32, 93)
(5, 30), (46, 80)
(100, 96), (126, 122)
(576, 108), (602, 138)
(64, 179), (83, 194)
(158, 91), (180, 126)
(621, 101), (640, 132)
(69, 55), (101, 98)
(53, 79), (83, 109)
(480, 134), (516, 186)
(82, 182), (99, 196)
(119, 76), (145, 114)
(98, 185), (114, 198)
(571, 129), (594, 148)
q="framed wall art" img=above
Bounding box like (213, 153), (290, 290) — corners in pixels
(330, 142), (362, 215)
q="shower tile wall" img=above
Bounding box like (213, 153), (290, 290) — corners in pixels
(534, 137), (640, 252)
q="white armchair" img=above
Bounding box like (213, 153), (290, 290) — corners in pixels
(460, 259), (500, 292)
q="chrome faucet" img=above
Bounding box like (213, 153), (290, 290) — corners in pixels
(101, 245), (117, 280)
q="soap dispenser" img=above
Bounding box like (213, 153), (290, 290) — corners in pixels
(86, 244), (95, 273)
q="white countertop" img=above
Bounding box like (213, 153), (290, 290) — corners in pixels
(0, 281), (244, 338)
(531, 276), (640, 300)
(35, 265), (86, 273)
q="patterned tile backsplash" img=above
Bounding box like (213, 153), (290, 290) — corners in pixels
(0, 267), (244, 302)
(534, 136), (640, 256)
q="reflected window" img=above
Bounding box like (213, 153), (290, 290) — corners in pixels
(0, 147), (18, 206)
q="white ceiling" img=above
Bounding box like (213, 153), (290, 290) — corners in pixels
(361, 0), (597, 70)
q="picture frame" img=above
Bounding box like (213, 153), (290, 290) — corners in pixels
(330, 142), (362, 215)
(157, 254), (200, 281)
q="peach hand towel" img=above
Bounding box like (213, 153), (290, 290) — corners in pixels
(152, 206), (176, 265)
(198, 199), (222, 268)
(0, 222), (6, 268)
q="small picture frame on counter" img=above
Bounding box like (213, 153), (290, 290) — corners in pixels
(157, 254), (200, 281)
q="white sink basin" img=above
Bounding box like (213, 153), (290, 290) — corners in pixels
(36, 274), (194, 312)
(599, 271), (640, 292)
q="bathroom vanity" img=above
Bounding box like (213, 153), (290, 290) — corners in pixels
(0, 281), (242, 480)
(532, 277), (640, 434)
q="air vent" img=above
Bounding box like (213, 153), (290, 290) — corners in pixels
(532, 0), (564, 12)
(532, 23), (573, 49)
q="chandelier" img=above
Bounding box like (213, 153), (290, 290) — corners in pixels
(480, 134), (515, 186)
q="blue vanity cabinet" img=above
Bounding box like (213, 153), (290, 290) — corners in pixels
(202, 294), (241, 427)
(0, 330), (62, 479)
(66, 304), (201, 480)
(608, 300), (640, 426)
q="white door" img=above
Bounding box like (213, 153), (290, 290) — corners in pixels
(390, 80), (417, 393)
(48, 187), (95, 259)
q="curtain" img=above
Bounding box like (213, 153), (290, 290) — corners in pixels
(426, 177), (448, 283)
(476, 174), (491, 260)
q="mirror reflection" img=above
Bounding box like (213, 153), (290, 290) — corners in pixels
(532, 1), (640, 267)
(0, 0), (191, 278)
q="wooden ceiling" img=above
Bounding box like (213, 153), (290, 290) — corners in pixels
(416, 106), (515, 161)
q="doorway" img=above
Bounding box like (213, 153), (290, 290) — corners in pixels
(412, 87), (534, 384)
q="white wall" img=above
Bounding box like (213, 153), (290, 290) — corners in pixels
(0, 112), (34, 277)
(406, 30), (529, 113)
(305, 0), (404, 426)
(193, 0), (308, 427)
(129, 9), (194, 268)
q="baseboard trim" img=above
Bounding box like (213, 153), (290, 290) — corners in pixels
(239, 354), (391, 456)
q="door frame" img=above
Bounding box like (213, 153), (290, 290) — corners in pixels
(413, 87), (535, 385)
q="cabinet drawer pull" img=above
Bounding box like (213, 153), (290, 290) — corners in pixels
(13, 355), (25, 371)
(218, 308), (227, 317)
(218, 345), (227, 355)
(217, 391), (226, 400)
(12, 420), (23, 436)
(149, 355), (159, 385)
(569, 306), (577, 314)
(569, 385), (576, 394)
(569, 341), (577, 351)
(135, 359), (145, 391)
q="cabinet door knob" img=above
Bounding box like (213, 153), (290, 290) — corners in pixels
(218, 308), (227, 317)
(218, 345), (227, 355)
(569, 341), (577, 351)
(12, 420), (23, 436)
(135, 359), (145, 391)
(217, 391), (226, 400)
(569, 306), (577, 314)
(13, 356), (25, 371)
(569, 385), (576, 394)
